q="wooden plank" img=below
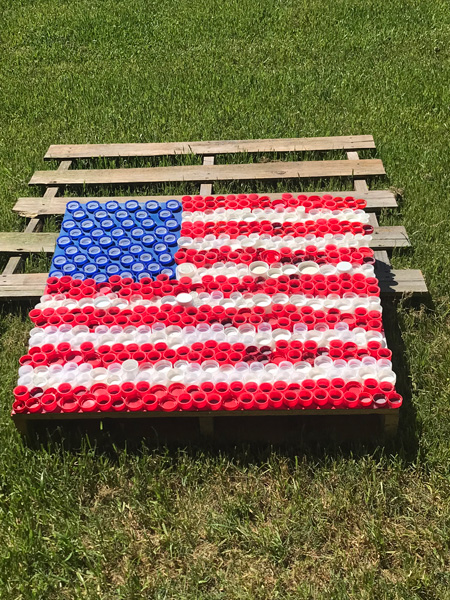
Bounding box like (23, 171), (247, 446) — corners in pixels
(14, 190), (397, 217)
(29, 159), (386, 187)
(0, 233), (59, 254)
(0, 226), (411, 256)
(44, 136), (376, 160)
(2, 219), (42, 275)
(0, 269), (427, 300)
(199, 155), (214, 196)
(12, 407), (393, 422)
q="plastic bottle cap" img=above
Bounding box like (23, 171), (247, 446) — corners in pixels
(145, 201), (159, 213)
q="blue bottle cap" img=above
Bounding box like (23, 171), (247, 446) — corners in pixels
(69, 228), (82, 240)
(166, 200), (182, 213)
(120, 271), (133, 279)
(111, 227), (125, 240)
(140, 253), (152, 265)
(154, 243), (168, 254)
(108, 247), (121, 261)
(141, 218), (156, 231)
(99, 236), (113, 248)
(94, 273), (108, 283)
(155, 226), (168, 239)
(131, 227), (144, 240)
(86, 201), (101, 214)
(95, 209), (108, 221)
(120, 254), (134, 267)
(66, 245), (78, 258)
(130, 244), (143, 256)
(125, 200), (140, 212)
(100, 219), (115, 231)
(72, 272), (86, 280)
(88, 246), (102, 258)
(91, 228), (104, 241)
(116, 210), (128, 222)
(49, 270), (64, 278)
(106, 264), (120, 276)
(67, 201), (81, 214)
(74, 254), (88, 267)
(53, 255), (67, 267)
(83, 264), (98, 276)
(73, 209), (86, 221)
(63, 263), (76, 274)
(135, 210), (148, 222)
(163, 233), (177, 247)
(138, 272), (151, 281)
(161, 267), (175, 278)
(57, 235), (71, 249)
(131, 262), (145, 274)
(145, 200), (159, 214)
(62, 219), (77, 233)
(142, 234), (155, 247)
(95, 255), (109, 267)
(122, 219), (134, 231)
(79, 236), (94, 250)
(81, 219), (95, 232)
(118, 238), (131, 250)
(106, 201), (120, 213)
(148, 262), (161, 275)
(159, 253), (174, 267)
(158, 209), (172, 221)
(165, 219), (180, 232)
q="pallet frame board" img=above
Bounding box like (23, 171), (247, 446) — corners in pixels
(2, 135), (427, 439)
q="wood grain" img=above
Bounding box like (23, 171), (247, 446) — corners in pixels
(44, 135), (376, 160)
(30, 159), (386, 187)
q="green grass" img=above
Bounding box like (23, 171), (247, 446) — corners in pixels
(1, 0), (450, 597)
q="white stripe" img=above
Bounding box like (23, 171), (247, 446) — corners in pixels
(182, 207), (370, 224)
(28, 323), (387, 351)
(18, 359), (395, 391)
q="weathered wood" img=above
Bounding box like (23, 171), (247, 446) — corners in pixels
(30, 159), (386, 187)
(0, 269), (427, 300)
(44, 136), (376, 160)
(199, 155), (215, 196)
(2, 219), (42, 275)
(14, 190), (397, 217)
(0, 233), (60, 254)
(0, 226), (411, 256)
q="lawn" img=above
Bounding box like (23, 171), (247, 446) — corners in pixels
(1, 0), (450, 597)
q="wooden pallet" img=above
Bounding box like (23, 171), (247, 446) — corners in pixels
(3, 135), (427, 440)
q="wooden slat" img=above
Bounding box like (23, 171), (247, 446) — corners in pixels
(44, 136), (376, 160)
(0, 233), (58, 254)
(199, 155), (215, 196)
(0, 269), (427, 300)
(12, 407), (392, 423)
(0, 226), (411, 256)
(14, 190), (397, 217)
(2, 219), (42, 275)
(29, 159), (386, 187)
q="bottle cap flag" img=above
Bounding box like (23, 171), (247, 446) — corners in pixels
(15, 194), (403, 415)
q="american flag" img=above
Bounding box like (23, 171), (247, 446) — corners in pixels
(13, 193), (403, 415)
